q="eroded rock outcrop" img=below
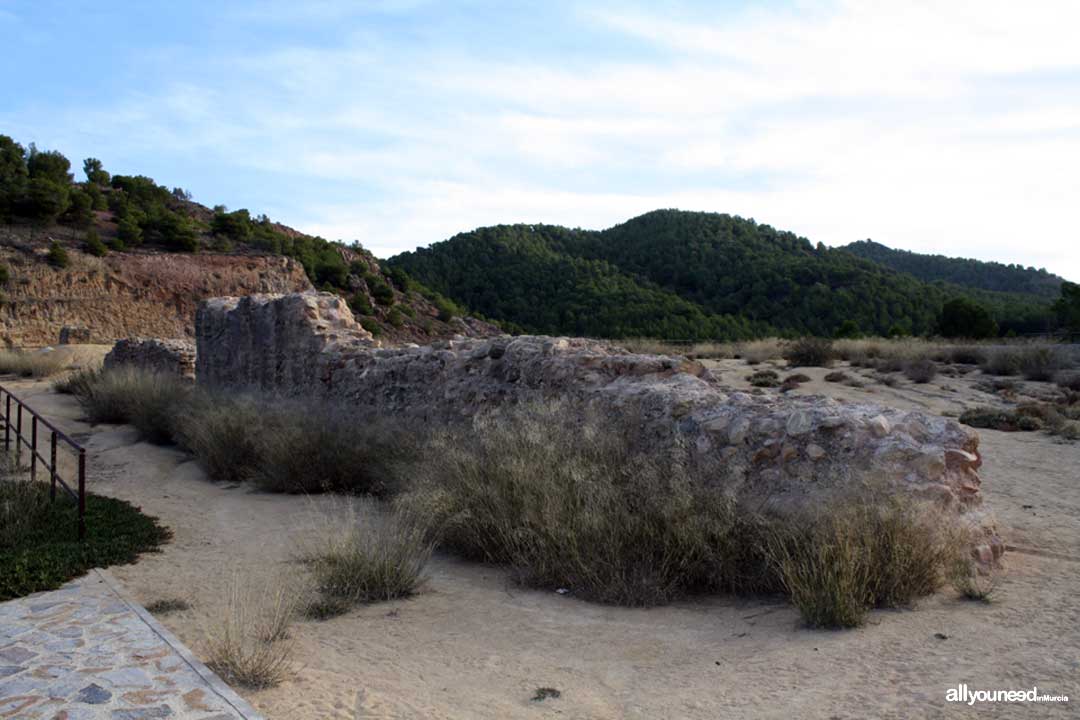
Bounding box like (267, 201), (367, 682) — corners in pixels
(196, 292), (1002, 561)
(104, 338), (197, 380)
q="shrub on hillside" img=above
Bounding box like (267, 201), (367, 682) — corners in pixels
(84, 229), (108, 257)
(783, 337), (835, 367)
(173, 392), (266, 484)
(46, 242), (70, 268)
(747, 369), (781, 387)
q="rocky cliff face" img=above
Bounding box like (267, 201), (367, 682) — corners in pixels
(196, 292), (1002, 563)
(0, 240), (312, 347)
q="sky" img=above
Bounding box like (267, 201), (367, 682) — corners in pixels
(1, 0), (1077, 279)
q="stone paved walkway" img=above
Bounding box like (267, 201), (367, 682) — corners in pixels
(0, 570), (263, 720)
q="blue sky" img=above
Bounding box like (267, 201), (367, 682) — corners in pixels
(2, 0), (1078, 279)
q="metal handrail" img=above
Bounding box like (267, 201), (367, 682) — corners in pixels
(0, 385), (87, 539)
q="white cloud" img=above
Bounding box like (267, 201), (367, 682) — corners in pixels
(13, 0), (1078, 279)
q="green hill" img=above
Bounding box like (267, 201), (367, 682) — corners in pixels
(389, 210), (1056, 340)
(841, 239), (1064, 299)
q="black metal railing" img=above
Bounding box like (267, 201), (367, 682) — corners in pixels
(0, 385), (87, 539)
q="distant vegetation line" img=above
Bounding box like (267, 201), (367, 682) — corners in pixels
(389, 210), (1071, 341)
(3, 133), (1076, 343)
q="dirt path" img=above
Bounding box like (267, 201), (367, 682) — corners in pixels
(8, 378), (1077, 719)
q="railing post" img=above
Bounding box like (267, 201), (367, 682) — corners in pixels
(49, 431), (57, 501)
(16, 403), (22, 467)
(30, 415), (37, 482)
(3, 392), (8, 453)
(77, 450), (86, 540)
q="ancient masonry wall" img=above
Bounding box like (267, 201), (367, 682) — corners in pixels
(104, 337), (197, 380)
(196, 292), (1003, 562)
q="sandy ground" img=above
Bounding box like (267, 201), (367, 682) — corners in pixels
(6, 364), (1078, 720)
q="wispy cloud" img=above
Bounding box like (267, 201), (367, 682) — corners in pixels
(3, 0), (1078, 278)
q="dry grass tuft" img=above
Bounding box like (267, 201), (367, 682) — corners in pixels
(204, 575), (297, 689)
(300, 503), (432, 615)
(145, 597), (192, 615)
(765, 498), (958, 628)
(947, 557), (1002, 602)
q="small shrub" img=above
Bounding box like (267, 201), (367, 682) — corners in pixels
(747, 369), (781, 387)
(784, 373), (811, 384)
(359, 316), (381, 335)
(348, 292), (374, 316)
(204, 576), (295, 689)
(903, 358), (938, 384)
(46, 242), (70, 268)
(947, 557), (1001, 602)
(980, 349), (1022, 376)
(874, 373), (899, 388)
(146, 597), (191, 615)
(1057, 371), (1080, 392)
(824, 371), (848, 383)
(302, 505), (432, 609)
(949, 346), (986, 365)
(1017, 346), (1063, 381)
(84, 230), (108, 257)
(959, 406), (1042, 432)
(784, 337), (835, 368)
(0, 264), (9, 283)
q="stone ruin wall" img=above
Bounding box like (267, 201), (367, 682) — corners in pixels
(195, 292), (1003, 563)
(104, 338), (197, 380)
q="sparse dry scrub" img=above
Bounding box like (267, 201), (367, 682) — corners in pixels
(618, 338), (734, 360)
(947, 557), (1002, 602)
(903, 358), (938, 384)
(980, 348), (1023, 377)
(824, 371), (848, 383)
(72, 367), (190, 442)
(0, 350), (67, 378)
(53, 367), (100, 395)
(736, 339), (785, 365)
(398, 403), (742, 607)
(1017, 346), (1065, 381)
(783, 337), (835, 368)
(204, 575), (297, 689)
(0, 452), (46, 548)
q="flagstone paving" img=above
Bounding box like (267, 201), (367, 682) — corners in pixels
(0, 570), (262, 720)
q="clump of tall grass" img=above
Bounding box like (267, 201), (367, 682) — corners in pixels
(300, 503), (432, 617)
(72, 367), (190, 442)
(398, 402), (741, 607)
(0, 350), (67, 378)
(52, 367), (100, 395)
(173, 392), (266, 485)
(766, 498), (958, 628)
(204, 575), (297, 689)
(0, 452), (47, 549)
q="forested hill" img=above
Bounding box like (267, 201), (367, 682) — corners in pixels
(841, 239), (1064, 299)
(389, 210), (1056, 340)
